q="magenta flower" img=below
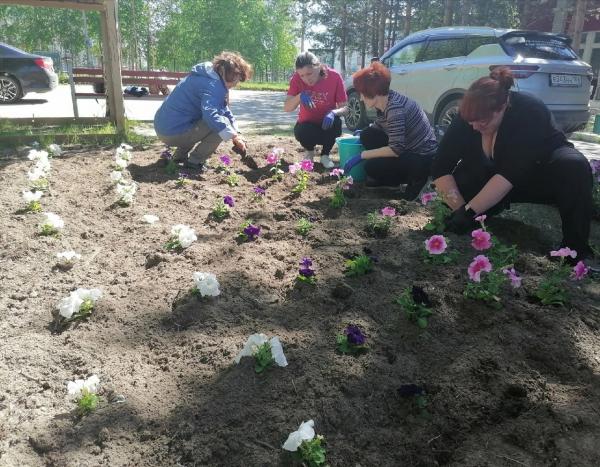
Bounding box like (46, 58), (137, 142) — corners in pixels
(330, 168), (344, 177)
(468, 255), (492, 282)
(223, 195), (235, 207)
(572, 260), (589, 280)
(550, 247), (577, 259)
(288, 162), (300, 174)
(425, 234), (447, 255)
(471, 228), (492, 251)
(266, 153), (279, 165)
(475, 214), (487, 224)
(380, 206), (396, 217)
(502, 267), (522, 288)
(219, 154), (232, 166)
(343, 176), (354, 190)
(420, 191), (437, 206)
(300, 159), (314, 172)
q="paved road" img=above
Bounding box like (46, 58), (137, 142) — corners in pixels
(2, 84), (599, 160)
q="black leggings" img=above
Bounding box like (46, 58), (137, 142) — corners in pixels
(359, 126), (434, 186)
(453, 145), (593, 259)
(294, 116), (342, 155)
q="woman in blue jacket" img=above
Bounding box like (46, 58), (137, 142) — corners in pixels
(154, 51), (252, 168)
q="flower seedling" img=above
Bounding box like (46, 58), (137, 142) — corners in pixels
(223, 195), (235, 207)
(216, 154), (232, 173)
(290, 160), (314, 194)
(297, 257), (316, 284)
(296, 217), (313, 237)
(394, 286), (433, 328)
(165, 224), (197, 250)
(234, 333), (288, 373)
(336, 324), (368, 355)
(463, 255), (505, 306)
(534, 248), (585, 306)
(67, 375), (100, 416)
(238, 220), (260, 242)
(161, 147), (178, 174)
(282, 420), (327, 466)
(47, 144), (62, 157)
(366, 207), (395, 237)
(473, 215), (518, 267)
(211, 198), (230, 221)
(115, 181), (137, 206)
(423, 197), (452, 233)
(252, 186), (266, 202)
(420, 191), (437, 206)
(225, 172), (240, 186)
(57, 288), (102, 322)
(110, 170), (124, 184)
(39, 212), (64, 236)
(502, 267), (522, 289)
(142, 214), (159, 224)
(56, 250), (81, 269)
(176, 171), (191, 187)
(22, 190), (43, 212)
(423, 234), (456, 264)
(344, 254), (374, 277)
(266, 148), (284, 181)
(27, 167), (49, 191)
(192, 271), (220, 297)
(329, 168), (353, 208)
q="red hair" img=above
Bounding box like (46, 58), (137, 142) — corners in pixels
(352, 62), (391, 98)
(459, 66), (514, 122)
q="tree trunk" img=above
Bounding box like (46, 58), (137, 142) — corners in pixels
(461, 0), (472, 25)
(569, 0), (587, 52)
(377, 0), (386, 56)
(340, 3), (347, 76)
(552, 0), (570, 34)
(404, 0), (412, 37)
(443, 0), (455, 26)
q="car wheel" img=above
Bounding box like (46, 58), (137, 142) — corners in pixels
(344, 91), (367, 131)
(0, 76), (22, 104)
(436, 98), (461, 137)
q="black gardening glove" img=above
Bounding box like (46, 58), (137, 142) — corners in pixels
(444, 205), (478, 235)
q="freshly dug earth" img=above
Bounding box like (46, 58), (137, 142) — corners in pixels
(1, 136), (600, 467)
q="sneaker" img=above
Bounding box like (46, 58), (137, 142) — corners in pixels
(320, 154), (335, 168)
(303, 149), (315, 161)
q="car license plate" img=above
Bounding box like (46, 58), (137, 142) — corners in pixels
(550, 74), (581, 87)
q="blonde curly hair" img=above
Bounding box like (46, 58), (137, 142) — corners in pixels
(213, 51), (253, 83)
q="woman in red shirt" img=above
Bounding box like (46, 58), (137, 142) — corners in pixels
(284, 52), (348, 168)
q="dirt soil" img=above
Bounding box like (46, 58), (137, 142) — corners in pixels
(1, 136), (600, 467)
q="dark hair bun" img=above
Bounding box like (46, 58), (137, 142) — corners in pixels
(489, 66), (514, 91)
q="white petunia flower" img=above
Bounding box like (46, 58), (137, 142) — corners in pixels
(192, 272), (220, 297)
(234, 333), (288, 367)
(22, 190), (43, 203)
(27, 149), (49, 162)
(171, 224), (197, 248)
(142, 214), (159, 224)
(27, 166), (47, 181)
(57, 288), (102, 318)
(67, 374), (100, 397)
(34, 158), (51, 175)
(114, 157), (128, 170)
(42, 212), (64, 230)
(115, 143), (133, 161)
(282, 420), (315, 451)
(110, 170), (124, 184)
(116, 181), (137, 205)
(119, 143), (133, 151)
(56, 250), (81, 264)
(75, 288), (102, 302)
(47, 144), (62, 156)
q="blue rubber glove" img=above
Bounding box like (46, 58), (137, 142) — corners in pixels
(343, 154), (363, 173)
(321, 111), (335, 130)
(353, 129), (362, 136)
(299, 91), (315, 109)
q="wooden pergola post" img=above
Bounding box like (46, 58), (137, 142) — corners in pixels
(0, 0), (126, 133)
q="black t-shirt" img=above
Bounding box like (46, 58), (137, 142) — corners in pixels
(431, 92), (570, 187)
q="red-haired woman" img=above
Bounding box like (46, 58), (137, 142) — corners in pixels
(432, 66), (595, 264)
(343, 62), (437, 199)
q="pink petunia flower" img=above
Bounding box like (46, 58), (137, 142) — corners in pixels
(420, 191), (437, 206)
(330, 168), (344, 177)
(300, 159), (314, 172)
(502, 267), (522, 288)
(288, 162), (300, 174)
(266, 153), (279, 165)
(471, 228), (492, 251)
(475, 214), (487, 224)
(343, 176), (354, 190)
(468, 255), (492, 282)
(550, 247), (577, 258)
(572, 260), (589, 280)
(425, 235), (447, 255)
(380, 206), (396, 217)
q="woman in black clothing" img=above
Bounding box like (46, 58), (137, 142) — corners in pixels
(432, 66), (594, 263)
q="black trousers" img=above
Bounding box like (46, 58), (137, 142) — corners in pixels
(359, 126), (434, 186)
(453, 145), (593, 259)
(294, 116), (342, 155)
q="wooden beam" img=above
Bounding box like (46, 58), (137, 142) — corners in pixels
(100, 0), (125, 134)
(0, 0), (105, 11)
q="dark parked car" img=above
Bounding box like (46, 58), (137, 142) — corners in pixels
(0, 43), (58, 103)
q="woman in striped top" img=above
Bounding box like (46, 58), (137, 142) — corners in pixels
(343, 62), (438, 199)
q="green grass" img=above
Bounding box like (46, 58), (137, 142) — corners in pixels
(237, 81), (288, 91)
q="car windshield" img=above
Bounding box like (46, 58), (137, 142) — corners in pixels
(501, 34), (577, 60)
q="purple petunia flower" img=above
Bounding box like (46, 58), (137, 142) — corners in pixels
(299, 267), (315, 277)
(179, 171), (190, 179)
(223, 195), (235, 207)
(300, 257), (313, 268)
(254, 186), (266, 196)
(160, 148), (173, 160)
(243, 224), (261, 240)
(344, 325), (366, 345)
(219, 154), (232, 166)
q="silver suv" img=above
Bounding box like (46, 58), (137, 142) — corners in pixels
(344, 27), (593, 135)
